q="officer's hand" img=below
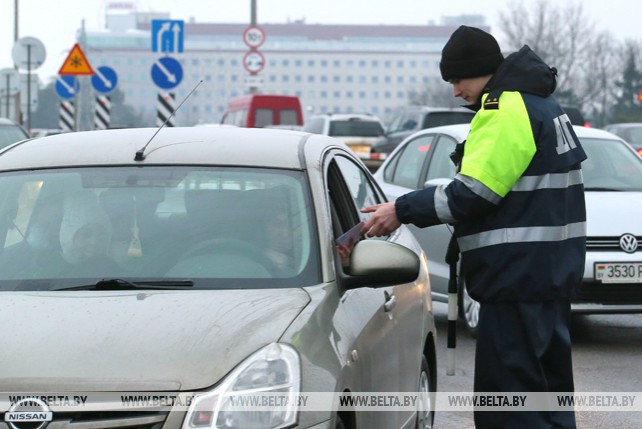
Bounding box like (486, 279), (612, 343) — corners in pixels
(361, 202), (401, 237)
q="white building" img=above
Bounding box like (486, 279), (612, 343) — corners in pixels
(82, 4), (489, 126)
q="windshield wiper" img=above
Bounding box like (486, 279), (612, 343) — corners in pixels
(55, 278), (194, 291)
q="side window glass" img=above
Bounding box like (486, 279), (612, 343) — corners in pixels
(401, 113), (420, 131)
(334, 156), (379, 222)
(303, 117), (325, 134)
(426, 135), (458, 181)
(391, 134), (435, 189)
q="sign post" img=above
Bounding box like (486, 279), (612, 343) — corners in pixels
(12, 36), (46, 133)
(0, 68), (20, 119)
(151, 20), (185, 126)
(243, 24), (266, 94)
(91, 66), (118, 130)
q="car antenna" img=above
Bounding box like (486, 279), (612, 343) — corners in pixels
(134, 80), (204, 161)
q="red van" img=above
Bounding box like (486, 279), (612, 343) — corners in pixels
(221, 94), (303, 128)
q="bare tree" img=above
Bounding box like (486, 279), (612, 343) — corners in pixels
(407, 81), (462, 107)
(498, 0), (614, 117)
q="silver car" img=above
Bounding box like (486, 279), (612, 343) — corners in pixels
(0, 127), (436, 429)
(375, 124), (642, 335)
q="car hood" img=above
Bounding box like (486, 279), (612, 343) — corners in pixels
(0, 289), (310, 392)
(586, 191), (642, 236)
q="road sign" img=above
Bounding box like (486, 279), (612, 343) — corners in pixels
(91, 66), (118, 94)
(151, 57), (183, 90)
(12, 36), (46, 70)
(243, 51), (265, 74)
(0, 68), (20, 97)
(59, 43), (94, 75)
(244, 75), (264, 88)
(55, 75), (79, 100)
(243, 25), (266, 49)
(152, 20), (184, 53)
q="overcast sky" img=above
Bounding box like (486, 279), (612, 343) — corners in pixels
(1, 0), (640, 82)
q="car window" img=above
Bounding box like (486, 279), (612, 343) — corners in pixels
(334, 156), (380, 221)
(627, 127), (642, 145)
(279, 109), (298, 126)
(329, 120), (384, 137)
(422, 112), (475, 128)
(400, 114), (420, 131)
(0, 167), (321, 290)
(0, 124), (30, 149)
(389, 134), (435, 189)
(425, 135), (458, 181)
(254, 109), (274, 128)
(580, 138), (642, 190)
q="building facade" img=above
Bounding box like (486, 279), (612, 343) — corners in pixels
(82, 5), (489, 126)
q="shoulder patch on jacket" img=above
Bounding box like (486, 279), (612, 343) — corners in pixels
(483, 89), (504, 110)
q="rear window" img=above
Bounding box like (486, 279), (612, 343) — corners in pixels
(279, 109), (299, 126)
(329, 120), (384, 137)
(254, 109), (274, 128)
(422, 112), (474, 129)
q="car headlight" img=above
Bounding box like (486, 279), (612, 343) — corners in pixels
(182, 343), (300, 429)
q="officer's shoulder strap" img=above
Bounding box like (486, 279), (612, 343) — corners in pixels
(483, 89), (504, 110)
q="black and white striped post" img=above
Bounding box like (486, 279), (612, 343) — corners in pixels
(59, 100), (75, 132)
(157, 92), (175, 127)
(94, 94), (111, 130)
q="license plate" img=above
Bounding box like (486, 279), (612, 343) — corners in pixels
(594, 262), (642, 283)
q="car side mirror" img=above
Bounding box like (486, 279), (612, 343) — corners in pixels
(423, 178), (453, 189)
(341, 240), (419, 289)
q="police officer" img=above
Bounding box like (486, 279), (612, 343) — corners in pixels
(361, 26), (586, 429)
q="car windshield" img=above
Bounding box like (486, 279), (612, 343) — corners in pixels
(0, 166), (320, 291)
(0, 124), (29, 149)
(581, 137), (642, 191)
(329, 120), (384, 137)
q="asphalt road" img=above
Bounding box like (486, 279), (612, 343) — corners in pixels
(431, 303), (642, 428)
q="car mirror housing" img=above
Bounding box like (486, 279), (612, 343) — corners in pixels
(342, 239), (419, 289)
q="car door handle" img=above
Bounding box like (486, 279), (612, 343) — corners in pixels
(384, 291), (397, 312)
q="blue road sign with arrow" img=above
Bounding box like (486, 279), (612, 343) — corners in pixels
(151, 57), (183, 90)
(91, 66), (118, 94)
(151, 20), (184, 53)
(55, 75), (78, 100)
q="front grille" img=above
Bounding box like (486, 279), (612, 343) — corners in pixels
(573, 281), (642, 304)
(586, 236), (641, 252)
(43, 411), (168, 429)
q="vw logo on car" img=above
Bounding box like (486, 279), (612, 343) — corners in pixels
(4, 398), (53, 429)
(619, 233), (639, 253)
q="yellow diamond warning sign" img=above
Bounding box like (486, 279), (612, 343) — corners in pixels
(58, 43), (94, 75)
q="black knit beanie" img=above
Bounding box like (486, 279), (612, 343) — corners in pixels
(440, 25), (504, 81)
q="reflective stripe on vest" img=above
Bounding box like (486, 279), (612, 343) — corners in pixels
(512, 170), (583, 192)
(457, 221), (586, 252)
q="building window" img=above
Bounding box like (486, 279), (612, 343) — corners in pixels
(321, 91), (328, 98)
(218, 59), (225, 66)
(295, 75), (302, 82)
(321, 60), (328, 67)
(333, 76), (341, 83)
(347, 60), (354, 67)
(295, 59), (302, 67)
(397, 91), (405, 98)
(384, 60), (391, 67)
(384, 76), (391, 83)
(282, 59), (290, 66)
(359, 76), (366, 83)
(359, 91), (366, 98)
(269, 75), (277, 82)
(371, 60), (379, 67)
(231, 75), (238, 82)
(397, 60), (404, 67)
(346, 76), (353, 83)
(397, 76), (405, 84)
(334, 60), (341, 67)
(231, 59), (238, 66)
(346, 91), (353, 98)
(384, 91), (391, 99)
(321, 75), (328, 83)
(283, 75), (290, 82)
(371, 76), (379, 83)
(333, 91), (340, 98)
(308, 75), (316, 83)
(308, 59), (315, 67)
(409, 76), (417, 83)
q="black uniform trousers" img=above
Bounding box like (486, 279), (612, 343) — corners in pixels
(473, 298), (577, 429)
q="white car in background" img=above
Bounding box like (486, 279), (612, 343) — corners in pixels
(375, 124), (642, 335)
(303, 113), (387, 170)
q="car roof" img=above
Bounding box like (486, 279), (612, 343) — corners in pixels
(605, 122), (642, 128)
(399, 123), (624, 144)
(313, 113), (382, 122)
(398, 106), (473, 113)
(0, 127), (336, 171)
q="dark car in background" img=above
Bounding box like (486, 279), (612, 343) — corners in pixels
(373, 106), (475, 155)
(0, 118), (30, 149)
(604, 122), (642, 156)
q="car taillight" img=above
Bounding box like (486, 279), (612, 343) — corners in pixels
(637, 148), (642, 157)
